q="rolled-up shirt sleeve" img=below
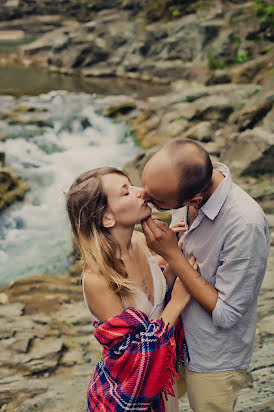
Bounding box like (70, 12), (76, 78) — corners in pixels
(212, 223), (269, 329)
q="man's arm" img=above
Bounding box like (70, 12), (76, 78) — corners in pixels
(141, 217), (269, 325)
(142, 217), (218, 314)
(211, 223), (269, 328)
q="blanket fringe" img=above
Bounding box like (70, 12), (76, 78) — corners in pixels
(161, 337), (178, 401)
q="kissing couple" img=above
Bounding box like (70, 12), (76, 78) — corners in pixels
(66, 138), (269, 412)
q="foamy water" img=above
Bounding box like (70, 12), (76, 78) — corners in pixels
(0, 91), (140, 286)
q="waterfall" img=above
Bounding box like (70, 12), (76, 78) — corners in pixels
(0, 91), (140, 286)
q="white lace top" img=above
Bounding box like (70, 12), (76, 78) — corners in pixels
(82, 236), (167, 321)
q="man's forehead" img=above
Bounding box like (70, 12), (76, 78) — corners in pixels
(143, 176), (178, 201)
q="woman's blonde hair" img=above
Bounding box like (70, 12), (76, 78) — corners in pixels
(66, 167), (133, 297)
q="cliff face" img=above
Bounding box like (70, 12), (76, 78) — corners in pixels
(0, 1), (273, 84)
(0, 0), (121, 22)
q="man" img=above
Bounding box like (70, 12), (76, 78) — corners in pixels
(140, 138), (269, 412)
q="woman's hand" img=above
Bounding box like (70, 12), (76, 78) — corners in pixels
(171, 220), (186, 250)
(171, 256), (198, 310)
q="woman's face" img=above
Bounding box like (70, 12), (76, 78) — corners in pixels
(102, 173), (151, 227)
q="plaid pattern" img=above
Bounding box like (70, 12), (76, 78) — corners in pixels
(87, 308), (180, 411)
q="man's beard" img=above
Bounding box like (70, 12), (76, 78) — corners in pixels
(151, 204), (171, 211)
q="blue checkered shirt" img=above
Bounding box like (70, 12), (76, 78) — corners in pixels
(171, 163), (270, 372)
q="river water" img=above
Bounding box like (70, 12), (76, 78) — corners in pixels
(0, 85), (145, 287)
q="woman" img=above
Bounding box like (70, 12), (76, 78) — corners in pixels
(66, 167), (195, 411)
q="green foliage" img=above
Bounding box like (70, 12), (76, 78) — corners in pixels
(207, 51), (228, 71)
(254, 0), (274, 24)
(233, 38), (251, 64)
(141, 0), (198, 23)
(235, 50), (250, 64)
(234, 37), (241, 50)
(169, 6), (180, 17)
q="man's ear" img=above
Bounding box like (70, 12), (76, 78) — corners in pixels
(102, 213), (115, 228)
(188, 195), (203, 209)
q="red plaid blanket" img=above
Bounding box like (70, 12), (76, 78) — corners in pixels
(87, 307), (182, 411)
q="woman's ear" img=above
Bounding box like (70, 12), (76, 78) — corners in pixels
(102, 213), (115, 228)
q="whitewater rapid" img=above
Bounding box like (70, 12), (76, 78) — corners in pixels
(0, 91), (140, 286)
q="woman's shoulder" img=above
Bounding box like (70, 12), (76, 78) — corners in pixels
(82, 270), (124, 322)
(82, 269), (109, 291)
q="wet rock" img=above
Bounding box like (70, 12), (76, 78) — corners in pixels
(262, 106), (274, 134)
(206, 69), (232, 85)
(237, 94), (274, 132)
(0, 302), (24, 319)
(182, 121), (215, 142)
(220, 128), (274, 175)
(68, 261), (82, 278)
(231, 54), (273, 84)
(0, 167), (28, 212)
(0, 375), (48, 409)
(103, 97), (137, 118)
(24, 338), (64, 374)
(1, 111), (53, 128)
(242, 145), (274, 176)
(1, 274), (82, 315)
(258, 315), (274, 338)
(60, 348), (84, 367)
(0, 293), (8, 305)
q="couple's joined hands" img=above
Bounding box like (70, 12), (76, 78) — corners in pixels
(141, 217), (198, 307)
(141, 216), (179, 260)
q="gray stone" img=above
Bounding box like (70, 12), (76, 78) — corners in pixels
(258, 315), (274, 337)
(220, 128), (274, 175)
(24, 338), (64, 373)
(58, 302), (91, 326)
(183, 121), (215, 142)
(0, 303), (24, 319)
(60, 349), (84, 367)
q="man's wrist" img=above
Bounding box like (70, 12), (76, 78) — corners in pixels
(165, 247), (185, 265)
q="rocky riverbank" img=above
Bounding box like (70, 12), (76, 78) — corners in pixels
(0, 1), (273, 85)
(0, 240), (273, 412)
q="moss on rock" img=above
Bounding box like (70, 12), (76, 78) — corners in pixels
(0, 167), (28, 212)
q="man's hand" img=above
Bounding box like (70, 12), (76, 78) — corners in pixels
(141, 216), (180, 260)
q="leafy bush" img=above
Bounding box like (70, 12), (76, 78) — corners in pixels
(254, 0), (274, 24)
(235, 50), (250, 64)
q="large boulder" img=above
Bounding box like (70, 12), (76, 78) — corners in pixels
(220, 127), (274, 176)
(0, 167), (28, 212)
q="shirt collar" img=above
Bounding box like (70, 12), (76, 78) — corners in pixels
(200, 162), (232, 221)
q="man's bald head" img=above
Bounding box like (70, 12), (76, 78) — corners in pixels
(142, 139), (213, 209)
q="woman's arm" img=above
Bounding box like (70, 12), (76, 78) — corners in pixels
(161, 277), (190, 326)
(83, 271), (124, 322)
